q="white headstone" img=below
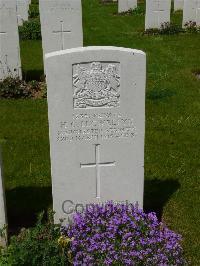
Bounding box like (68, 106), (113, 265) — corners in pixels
(0, 151), (7, 247)
(39, 0), (83, 67)
(0, 0), (22, 80)
(174, 0), (184, 11)
(145, 0), (171, 30)
(16, 0), (29, 26)
(118, 0), (137, 13)
(183, 0), (200, 27)
(45, 46), (146, 223)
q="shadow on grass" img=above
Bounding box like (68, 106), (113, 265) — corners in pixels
(22, 69), (44, 81)
(6, 179), (180, 232)
(6, 186), (52, 233)
(146, 88), (176, 101)
(144, 179), (180, 220)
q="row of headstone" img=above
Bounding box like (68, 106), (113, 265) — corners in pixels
(39, 0), (144, 225)
(117, 0), (183, 14)
(0, 0), (197, 225)
(0, 0), (83, 81)
(117, 0), (200, 30)
(44, 0), (199, 222)
(175, 0), (200, 27)
(174, 0), (200, 19)
(42, 0), (199, 223)
(0, 0), (22, 80)
(117, 0), (184, 13)
(145, 0), (200, 30)
(1, 0), (199, 81)
(0, 0), (146, 224)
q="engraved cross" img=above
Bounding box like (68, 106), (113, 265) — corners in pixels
(80, 144), (116, 199)
(52, 20), (71, 50)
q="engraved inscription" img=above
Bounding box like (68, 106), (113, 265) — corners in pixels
(57, 112), (136, 142)
(73, 62), (120, 109)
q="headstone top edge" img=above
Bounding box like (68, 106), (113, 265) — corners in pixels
(45, 46), (146, 60)
(39, 0), (82, 8)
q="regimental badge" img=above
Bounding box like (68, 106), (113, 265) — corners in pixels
(73, 62), (120, 109)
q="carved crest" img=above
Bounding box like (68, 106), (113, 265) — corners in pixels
(73, 62), (120, 109)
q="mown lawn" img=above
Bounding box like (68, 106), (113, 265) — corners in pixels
(0, 0), (200, 264)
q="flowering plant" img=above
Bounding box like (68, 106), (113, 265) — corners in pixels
(61, 202), (186, 265)
(184, 21), (200, 33)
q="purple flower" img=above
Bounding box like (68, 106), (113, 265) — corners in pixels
(61, 202), (186, 265)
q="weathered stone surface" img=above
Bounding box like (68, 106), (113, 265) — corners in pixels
(145, 0), (171, 30)
(39, 0), (83, 68)
(45, 46), (146, 223)
(0, 0), (22, 80)
(118, 0), (137, 13)
(16, 0), (29, 26)
(183, 0), (200, 27)
(174, 0), (184, 11)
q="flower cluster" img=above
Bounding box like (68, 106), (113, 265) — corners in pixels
(184, 21), (200, 33)
(61, 202), (186, 265)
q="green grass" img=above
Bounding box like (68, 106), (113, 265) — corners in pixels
(0, 0), (200, 264)
(20, 40), (44, 81)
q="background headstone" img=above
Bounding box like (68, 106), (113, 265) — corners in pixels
(118, 0), (137, 13)
(174, 0), (184, 11)
(45, 46), (146, 223)
(145, 0), (171, 30)
(16, 0), (29, 26)
(183, 0), (200, 27)
(0, 0), (22, 80)
(39, 0), (83, 69)
(101, 0), (117, 3)
(0, 150), (7, 248)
